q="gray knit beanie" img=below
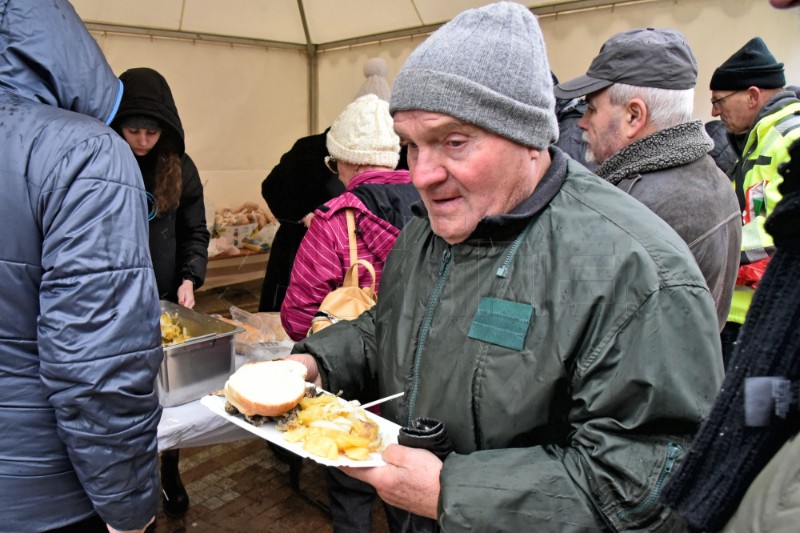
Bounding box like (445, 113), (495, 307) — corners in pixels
(390, 2), (557, 149)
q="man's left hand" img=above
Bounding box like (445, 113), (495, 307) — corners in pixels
(340, 444), (442, 519)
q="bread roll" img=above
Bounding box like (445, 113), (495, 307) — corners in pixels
(223, 359), (308, 416)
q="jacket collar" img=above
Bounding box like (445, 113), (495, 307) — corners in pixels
(597, 120), (712, 185)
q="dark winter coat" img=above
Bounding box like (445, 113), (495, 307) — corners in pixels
(555, 97), (597, 172)
(112, 68), (210, 300)
(259, 129), (345, 311)
(596, 120), (742, 331)
(662, 132), (800, 533)
(0, 1), (163, 530)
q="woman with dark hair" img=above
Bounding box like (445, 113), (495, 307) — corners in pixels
(111, 67), (210, 516)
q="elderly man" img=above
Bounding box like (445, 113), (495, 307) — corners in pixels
(706, 36), (800, 365)
(290, 3), (723, 531)
(554, 28), (741, 336)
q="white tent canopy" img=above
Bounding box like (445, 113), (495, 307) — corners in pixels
(74, 0), (613, 48)
(71, 0), (800, 212)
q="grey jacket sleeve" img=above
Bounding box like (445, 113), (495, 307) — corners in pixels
(37, 134), (163, 531)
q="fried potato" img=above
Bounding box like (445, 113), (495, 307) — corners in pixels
(303, 434), (339, 461)
(344, 447), (371, 461)
(283, 427), (307, 443)
(160, 312), (190, 346)
(277, 392), (382, 461)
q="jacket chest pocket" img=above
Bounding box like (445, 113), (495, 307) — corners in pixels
(468, 297), (533, 351)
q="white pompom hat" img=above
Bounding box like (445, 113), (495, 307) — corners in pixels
(326, 94), (400, 168)
(355, 57), (392, 102)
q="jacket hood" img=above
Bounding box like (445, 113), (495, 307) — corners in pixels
(0, 0), (122, 124)
(755, 89), (800, 127)
(112, 67), (185, 155)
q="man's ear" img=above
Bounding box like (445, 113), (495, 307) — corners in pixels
(623, 98), (649, 139)
(746, 86), (763, 109)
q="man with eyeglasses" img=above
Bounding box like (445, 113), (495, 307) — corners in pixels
(710, 36), (800, 366)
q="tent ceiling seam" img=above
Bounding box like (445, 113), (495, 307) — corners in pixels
(84, 0), (663, 53)
(179, 0), (186, 32)
(410, 0), (424, 25)
(84, 23), (307, 51)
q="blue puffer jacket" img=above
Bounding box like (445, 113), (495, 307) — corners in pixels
(0, 1), (163, 531)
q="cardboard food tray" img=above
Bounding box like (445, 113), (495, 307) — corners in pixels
(200, 393), (400, 467)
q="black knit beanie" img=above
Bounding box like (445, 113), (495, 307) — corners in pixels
(710, 37), (785, 90)
(119, 114), (161, 131)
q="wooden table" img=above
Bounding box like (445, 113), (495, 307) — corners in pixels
(200, 249), (269, 291)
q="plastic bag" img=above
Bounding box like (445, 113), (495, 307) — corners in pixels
(215, 306), (294, 362)
(737, 257), (771, 289)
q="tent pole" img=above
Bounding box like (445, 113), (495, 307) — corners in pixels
(297, 0), (317, 134)
(307, 47), (318, 134)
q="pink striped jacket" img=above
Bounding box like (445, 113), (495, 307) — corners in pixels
(281, 169), (415, 340)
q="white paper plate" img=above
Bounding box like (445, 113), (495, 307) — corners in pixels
(200, 393), (400, 467)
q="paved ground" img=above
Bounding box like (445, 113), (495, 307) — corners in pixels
(147, 439), (390, 533)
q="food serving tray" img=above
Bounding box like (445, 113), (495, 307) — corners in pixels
(200, 393), (400, 467)
(158, 301), (243, 407)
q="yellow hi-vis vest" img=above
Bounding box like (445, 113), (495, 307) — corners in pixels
(728, 100), (800, 324)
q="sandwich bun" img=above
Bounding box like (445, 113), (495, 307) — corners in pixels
(223, 359), (308, 417)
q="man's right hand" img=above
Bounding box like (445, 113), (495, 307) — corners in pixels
(287, 353), (322, 387)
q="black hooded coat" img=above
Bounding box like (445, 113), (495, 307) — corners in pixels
(112, 68), (210, 300)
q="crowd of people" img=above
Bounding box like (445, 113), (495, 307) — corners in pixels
(2, 0), (798, 532)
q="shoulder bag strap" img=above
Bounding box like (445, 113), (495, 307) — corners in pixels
(346, 208), (359, 283)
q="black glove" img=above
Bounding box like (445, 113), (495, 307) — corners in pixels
(398, 417), (455, 461)
(394, 418), (454, 533)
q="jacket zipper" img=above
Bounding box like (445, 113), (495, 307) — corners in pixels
(496, 220), (535, 278)
(617, 442), (681, 522)
(407, 246), (452, 426)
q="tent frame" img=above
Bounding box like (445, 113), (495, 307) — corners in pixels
(84, 0), (659, 133)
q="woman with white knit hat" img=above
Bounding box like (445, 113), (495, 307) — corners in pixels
(281, 94), (418, 341)
(281, 93), (419, 532)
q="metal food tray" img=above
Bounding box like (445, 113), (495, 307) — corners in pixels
(157, 300), (243, 407)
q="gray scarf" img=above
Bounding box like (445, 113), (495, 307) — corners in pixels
(597, 120), (713, 185)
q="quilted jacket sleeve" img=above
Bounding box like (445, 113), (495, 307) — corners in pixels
(36, 132), (163, 530)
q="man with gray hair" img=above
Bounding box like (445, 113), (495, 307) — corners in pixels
(290, 3), (722, 530)
(555, 28), (741, 335)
